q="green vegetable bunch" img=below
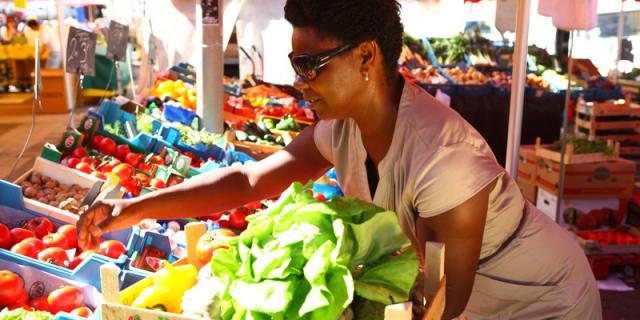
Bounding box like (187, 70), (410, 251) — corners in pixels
(136, 114), (156, 135)
(0, 308), (55, 320)
(178, 124), (225, 147)
(209, 183), (419, 320)
(104, 120), (124, 137)
(552, 135), (615, 155)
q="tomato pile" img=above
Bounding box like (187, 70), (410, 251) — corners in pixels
(60, 135), (171, 197)
(199, 201), (265, 232)
(0, 217), (127, 269)
(576, 230), (640, 246)
(0, 269), (92, 317)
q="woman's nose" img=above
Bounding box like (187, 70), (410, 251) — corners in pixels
(294, 75), (309, 91)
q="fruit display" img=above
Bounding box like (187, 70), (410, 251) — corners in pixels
(18, 173), (90, 215)
(205, 182), (418, 318)
(430, 34), (468, 66)
(151, 79), (197, 111)
(526, 73), (549, 90)
(444, 66), (488, 85)
(409, 66), (448, 84)
(0, 217), (128, 268)
(0, 269), (92, 318)
(575, 230), (640, 246)
(488, 71), (512, 87)
(177, 123), (225, 148)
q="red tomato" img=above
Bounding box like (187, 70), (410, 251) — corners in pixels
(229, 211), (248, 231)
(0, 270), (24, 306)
(48, 286), (84, 314)
(23, 217), (54, 239)
(15, 289), (28, 304)
(98, 240), (127, 259)
(149, 155), (164, 165)
(12, 238), (45, 258)
(80, 156), (92, 164)
(66, 157), (81, 169)
(42, 233), (69, 249)
(149, 178), (166, 189)
(134, 173), (150, 187)
(78, 249), (96, 260)
(217, 220), (231, 229)
(195, 229), (236, 265)
(91, 171), (107, 180)
(57, 225), (77, 249)
(70, 306), (93, 317)
(69, 257), (83, 270)
(28, 296), (50, 312)
(115, 144), (131, 161)
(313, 192), (327, 202)
(125, 152), (142, 167)
(112, 164), (133, 184)
(99, 159), (121, 173)
(90, 135), (104, 148)
(10, 228), (36, 246)
(136, 162), (152, 173)
(38, 247), (70, 268)
(230, 207), (251, 216)
(71, 147), (86, 158)
(98, 138), (116, 156)
(8, 302), (31, 311)
(75, 162), (93, 175)
(244, 201), (263, 211)
(0, 224), (10, 249)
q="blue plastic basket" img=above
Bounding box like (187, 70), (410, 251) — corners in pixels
(163, 103), (197, 127)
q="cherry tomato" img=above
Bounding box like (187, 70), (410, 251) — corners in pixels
(75, 162), (93, 174)
(98, 138), (116, 156)
(112, 164), (134, 184)
(71, 147), (86, 158)
(66, 157), (81, 169)
(70, 306), (93, 317)
(91, 171), (107, 180)
(115, 144), (131, 161)
(229, 211), (248, 231)
(125, 152), (142, 167)
(313, 192), (327, 202)
(90, 135), (104, 148)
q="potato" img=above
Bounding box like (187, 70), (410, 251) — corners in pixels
(29, 174), (42, 185)
(23, 186), (37, 198)
(73, 193), (84, 201)
(45, 180), (57, 189)
(56, 194), (67, 202)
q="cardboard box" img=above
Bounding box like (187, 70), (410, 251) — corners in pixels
(518, 145), (538, 183)
(536, 158), (636, 199)
(39, 68), (69, 114)
(517, 177), (537, 204)
(536, 188), (623, 226)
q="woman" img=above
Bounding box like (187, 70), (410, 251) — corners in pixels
(78, 1), (601, 319)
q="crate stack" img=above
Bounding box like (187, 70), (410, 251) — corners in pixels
(517, 138), (640, 280)
(574, 99), (640, 183)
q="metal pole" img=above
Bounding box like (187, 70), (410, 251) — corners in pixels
(505, 0), (531, 176)
(55, 0), (74, 114)
(196, 0), (224, 133)
(614, 0), (625, 84)
(555, 31), (575, 223)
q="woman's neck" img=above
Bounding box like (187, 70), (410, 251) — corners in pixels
(353, 75), (404, 163)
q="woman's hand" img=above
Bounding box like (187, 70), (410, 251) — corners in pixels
(77, 199), (134, 250)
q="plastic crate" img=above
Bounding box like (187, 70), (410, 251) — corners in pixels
(418, 83), (457, 97)
(163, 103), (197, 127)
(595, 86), (624, 102)
(491, 83), (511, 96)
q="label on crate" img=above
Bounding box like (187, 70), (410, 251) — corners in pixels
(159, 147), (178, 166)
(78, 115), (101, 136)
(41, 143), (62, 163)
(167, 173), (185, 187)
(171, 155), (191, 176)
(154, 166), (171, 183)
(58, 131), (84, 152)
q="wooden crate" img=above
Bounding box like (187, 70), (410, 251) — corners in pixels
(577, 99), (639, 116)
(100, 222), (207, 320)
(535, 137), (618, 165)
(575, 100), (640, 141)
(518, 145), (538, 183)
(225, 131), (283, 160)
(536, 157), (636, 199)
(517, 177), (537, 204)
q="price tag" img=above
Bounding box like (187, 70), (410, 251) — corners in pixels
(106, 20), (129, 62)
(65, 27), (97, 76)
(202, 0), (220, 25)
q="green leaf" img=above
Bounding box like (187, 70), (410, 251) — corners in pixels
(354, 248), (419, 305)
(348, 211), (410, 267)
(331, 218), (355, 266)
(229, 278), (297, 314)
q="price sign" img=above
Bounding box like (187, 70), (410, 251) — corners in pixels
(106, 20), (129, 61)
(65, 27), (97, 76)
(202, 0), (220, 25)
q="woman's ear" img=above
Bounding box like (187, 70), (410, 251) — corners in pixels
(358, 41), (377, 74)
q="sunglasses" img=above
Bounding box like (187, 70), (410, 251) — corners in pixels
(288, 43), (356, 81)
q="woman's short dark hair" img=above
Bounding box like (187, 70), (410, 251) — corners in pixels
(284, 0), (403, 80)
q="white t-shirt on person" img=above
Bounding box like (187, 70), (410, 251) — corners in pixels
(313, 79), (524, 259)
(24, 24), (61, 52)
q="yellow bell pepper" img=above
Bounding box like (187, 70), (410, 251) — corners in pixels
(153, 262), (198, 294)
(131, 285), (181, 313)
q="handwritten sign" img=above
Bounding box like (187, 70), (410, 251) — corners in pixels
(65, 27), (97, 76)
(202, 0), (220, 25)
(106, 20), (129, 61)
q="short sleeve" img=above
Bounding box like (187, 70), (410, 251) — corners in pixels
(413, 143), (503, 218)
(313, 120), (335, 164)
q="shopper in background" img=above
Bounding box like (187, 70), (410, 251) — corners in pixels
(24, 16), (61, 69)
(1, 15), (20, 44)
(77, 0), (602, 319)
